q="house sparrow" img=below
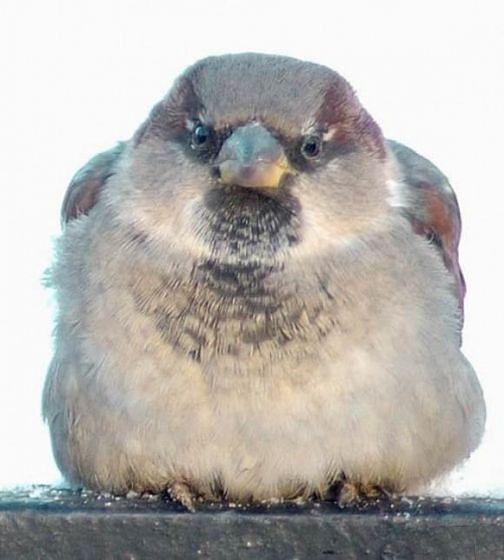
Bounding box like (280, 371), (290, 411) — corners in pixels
(43, 53), (485, 507)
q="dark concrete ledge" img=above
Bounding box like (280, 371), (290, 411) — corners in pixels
(0, 487), (503, 559)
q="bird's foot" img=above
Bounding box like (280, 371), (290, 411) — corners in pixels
(333, 480), (394, 507)
(166, 481), (197, 512)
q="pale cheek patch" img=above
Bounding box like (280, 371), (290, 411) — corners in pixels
(112, 173), (209, 260)
(386, 178), (407, 209)
(300, 123), (338, 142)
(322, 127), (338, 142)
(288, 177), (361, 261)
(185, 112), (210, 131)
(300, 119), (317, 136)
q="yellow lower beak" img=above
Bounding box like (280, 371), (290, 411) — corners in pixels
(217, 156), (290, 189)
(214, 123), (292, 189)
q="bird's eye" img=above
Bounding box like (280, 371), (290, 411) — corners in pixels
(301, 135), (323, 159)
(426, 229), (443, 249)
(191, 123), (212, 149)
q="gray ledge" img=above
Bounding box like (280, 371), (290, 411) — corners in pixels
(0, 486), (503, 559)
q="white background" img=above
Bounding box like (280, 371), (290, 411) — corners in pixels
(1, 0), (502, 495)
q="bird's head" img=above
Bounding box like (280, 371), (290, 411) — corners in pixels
(60, 54), (466, 320)
(104, 53), (391, 263)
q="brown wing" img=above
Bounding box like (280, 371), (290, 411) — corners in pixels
(387, 140), (466, 320)
(60, 142), (125, 226)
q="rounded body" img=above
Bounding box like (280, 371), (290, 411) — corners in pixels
(43, 204), (485, 500)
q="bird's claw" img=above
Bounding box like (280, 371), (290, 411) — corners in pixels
(167, 481), (197, 511)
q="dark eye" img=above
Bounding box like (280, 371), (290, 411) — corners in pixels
(191, 123), (212, 149)
(301, 135), (323, 159)
(426, 229), (443, 249)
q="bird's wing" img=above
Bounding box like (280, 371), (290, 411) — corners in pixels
(60, 142), (125, 226)
(387, 140), (466, 317)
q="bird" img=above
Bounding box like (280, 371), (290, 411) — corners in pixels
(43, 53), (485, 508)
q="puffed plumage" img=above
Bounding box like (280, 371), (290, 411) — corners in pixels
(43, 53), (485, 505)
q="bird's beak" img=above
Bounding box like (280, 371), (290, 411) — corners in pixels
(214, 123), (292, 189)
